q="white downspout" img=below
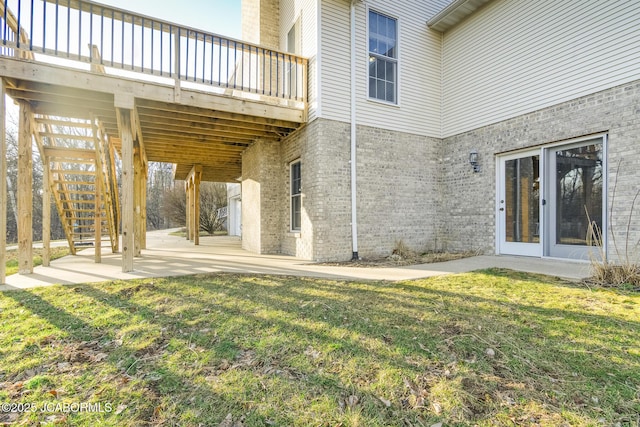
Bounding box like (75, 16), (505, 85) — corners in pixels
(350, 0), (359, 260)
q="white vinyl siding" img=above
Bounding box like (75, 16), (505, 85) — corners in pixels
(441, 0), (640, 137)
(320, 0), (442, 137)
(319, 0), (351, 122)
(280, 0), (318, 120)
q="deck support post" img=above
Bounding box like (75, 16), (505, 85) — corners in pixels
(18, 100), (33, 275)
(94, 171), (102, 263)
(0, 80), (6, 283)
(141, 161), (147, 250)
(109, 143), (120, 253)
(134, 146), (143, 257)
(189, 179), (195, 242)
(130, 106), (147, 253)
(185, 180), (191, 240)
(189, 181), (193, 242)
(91, 116), (102, 263)
(187, 165), (202, 245)
(117, 108), (135, 272)
(194, 170), (201, 246)
(42, 160), (51, 266)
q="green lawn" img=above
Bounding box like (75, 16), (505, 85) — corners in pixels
(0, 270), (638, 426)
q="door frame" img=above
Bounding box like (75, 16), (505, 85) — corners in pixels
(543, 135), (608, 260)
(496, 133), (608, 260)
(496, 150), (543, 257)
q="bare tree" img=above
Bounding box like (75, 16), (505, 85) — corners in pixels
(162, 181), (187, 227)
(162, 181), (227, 234)
(199, 182), (227, 234)
(5, 108), (65, 244)
(146, 162), (175, 230)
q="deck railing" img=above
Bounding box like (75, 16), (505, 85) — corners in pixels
(0, 0), (307, 102)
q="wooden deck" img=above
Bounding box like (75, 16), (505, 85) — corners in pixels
(2, 59), (306, 181)
(0, 0), (308, 280)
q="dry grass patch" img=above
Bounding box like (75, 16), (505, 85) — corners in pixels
(4, 246), (70, 276)
(585, 160), (640, 292)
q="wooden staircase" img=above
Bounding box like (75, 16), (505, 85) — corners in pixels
(32, 115), (120, 256)
(0, 2), (120, 258)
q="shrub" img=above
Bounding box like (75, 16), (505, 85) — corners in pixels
(586, 161), (640, 290)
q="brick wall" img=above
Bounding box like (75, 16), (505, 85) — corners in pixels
(277, 118), (441, 261)
(279, 119), (353, 261)
(356, 125), (441, 257)
(241, 139), (282, 254)
(242, 0), (280, 50)
(307, 120), (353, 260)
(439, 79), (640, 261)
(241, 80), (640, 263)
(279, 122), (311, 259)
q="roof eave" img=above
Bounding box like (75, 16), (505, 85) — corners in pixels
(427, 0), (494, 32)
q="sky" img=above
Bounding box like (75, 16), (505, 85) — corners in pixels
(2, 0), (243, 116)
(95, 0), (242, 39)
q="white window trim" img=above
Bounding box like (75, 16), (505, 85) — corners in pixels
(290, 159), (302, 232)
(366, 6), (401, 107)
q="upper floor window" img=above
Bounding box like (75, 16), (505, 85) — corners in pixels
(286, 20), (301, 97)
(287, 22), (298, 54)
(368, 10), (397, 104)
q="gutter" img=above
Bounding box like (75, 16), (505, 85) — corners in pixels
(350, 0), (359, 260)
(427, 0), (494, 32)
(427, 0), (471, 28)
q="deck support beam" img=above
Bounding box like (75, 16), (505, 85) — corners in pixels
(18, 100), (33, 274)
(117, 108), (135, 272)
(0, 80), (6, 283)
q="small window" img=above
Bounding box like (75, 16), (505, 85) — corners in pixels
(368, 10), (397, 104)
(290, 160), (301, 231)
(286, 21), (300, 98)
(287, 23), (297, 54)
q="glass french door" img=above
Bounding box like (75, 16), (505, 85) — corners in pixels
(498, 137), (606, 259)
(498, 151), (542, 256)
(545, 140), (604, 259)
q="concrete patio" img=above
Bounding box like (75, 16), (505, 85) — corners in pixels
(1, 229), (592, 291)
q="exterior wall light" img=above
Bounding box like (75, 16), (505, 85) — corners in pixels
(469, 150), (480, 172)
